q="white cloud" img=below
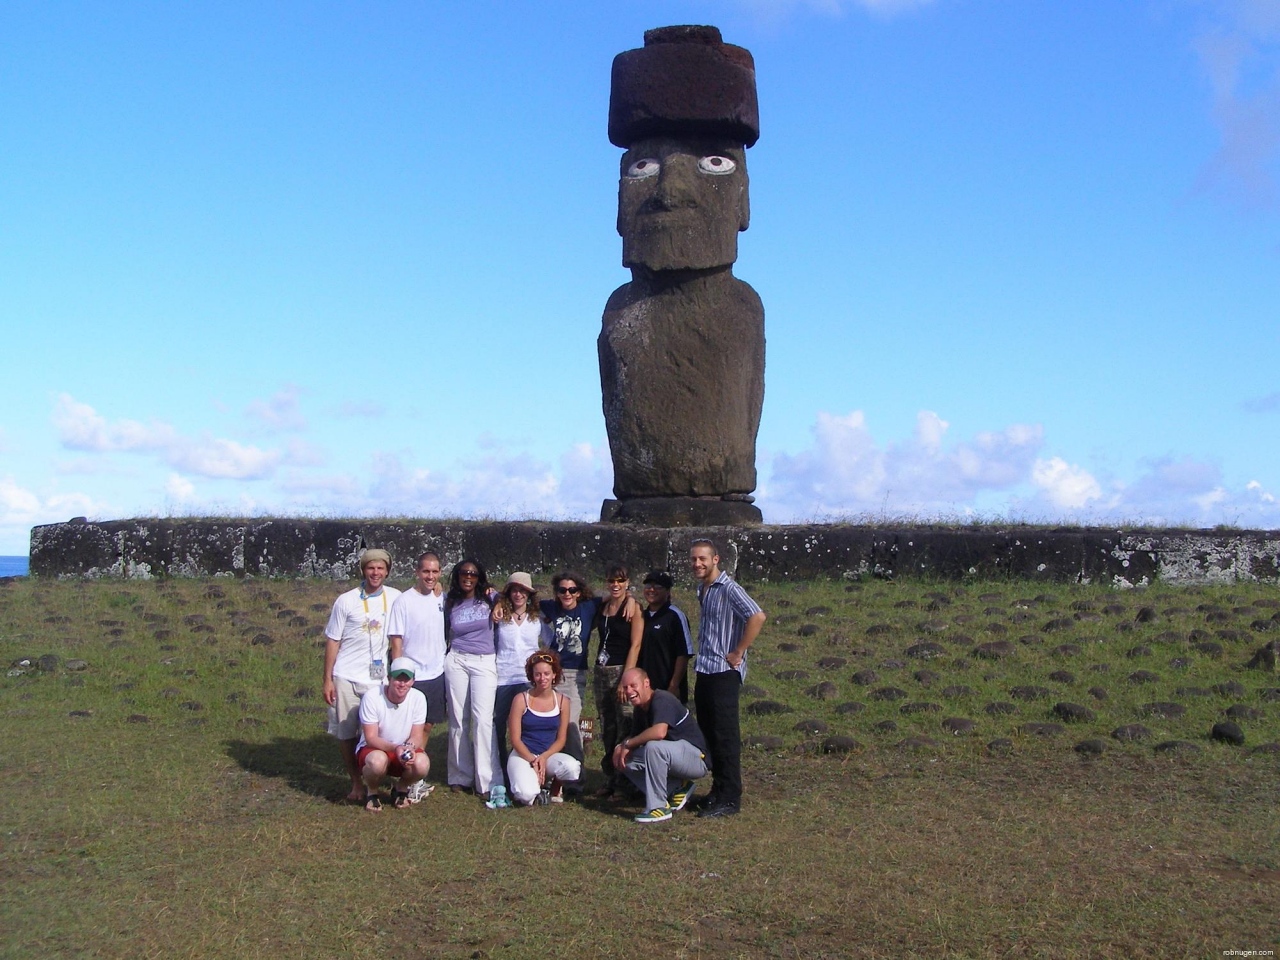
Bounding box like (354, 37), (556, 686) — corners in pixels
(1031, 457), (1103, 510)
(761, 410), (1044, 520)
(1016, 455), (1280, 529)
(167, 437), (279, 480)
(52, 394), (281, 481)
(269, 442), (613, 521)
(759, 410), (1280, 529)
(0, 475), (105, 553)
(244, 384), (307, 433)
(0, 477), (41, 520)
(164, 474), (195, 503)
(53, 394), (178, 453)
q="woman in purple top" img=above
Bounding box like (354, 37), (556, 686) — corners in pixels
(442, 558), (501, 797)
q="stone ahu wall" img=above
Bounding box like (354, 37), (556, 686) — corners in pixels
(27, 518), (1280, 586)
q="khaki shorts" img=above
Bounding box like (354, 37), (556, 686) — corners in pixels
(327, 678), (375, 739)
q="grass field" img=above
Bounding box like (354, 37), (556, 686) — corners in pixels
(1, 574), (1277, 959)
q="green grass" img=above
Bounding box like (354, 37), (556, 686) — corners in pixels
(1, 576), (1278, 958)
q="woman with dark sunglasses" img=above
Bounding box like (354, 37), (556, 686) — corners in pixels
(443, 558), (501, 797)
(538, 570), (598, 741)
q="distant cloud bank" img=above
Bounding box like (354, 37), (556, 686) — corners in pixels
(7, 394), (1275, 555)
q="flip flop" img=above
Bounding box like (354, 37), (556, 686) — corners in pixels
(390, 789), (410, 810)
(364, 794), (383, 813)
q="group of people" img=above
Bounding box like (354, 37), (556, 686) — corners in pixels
(321, 540), (766, 822)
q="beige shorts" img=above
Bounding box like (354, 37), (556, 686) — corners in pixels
(327, 678), (375, 739)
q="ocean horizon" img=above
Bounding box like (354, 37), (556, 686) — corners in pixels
(0, 556), (30, 577)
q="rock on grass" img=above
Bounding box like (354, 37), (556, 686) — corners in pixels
(820, 736), (861, 754)
(941, 717), (976, 736)
(1053, 702), (1095, 723)
(1210, 721), (1245, 745)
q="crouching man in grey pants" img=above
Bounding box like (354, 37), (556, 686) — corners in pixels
(614, 668), (708, 824)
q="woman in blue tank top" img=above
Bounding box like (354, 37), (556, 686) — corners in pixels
(505, 650), (583, 805)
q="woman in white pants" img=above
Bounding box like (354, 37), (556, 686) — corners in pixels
(506, 650), (581, 805)
(443, 558), (502, 797)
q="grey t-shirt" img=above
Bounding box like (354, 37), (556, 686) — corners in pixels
(633, 688), (707, 754)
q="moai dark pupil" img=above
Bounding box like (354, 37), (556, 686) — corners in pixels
(598, 25), (766, 527)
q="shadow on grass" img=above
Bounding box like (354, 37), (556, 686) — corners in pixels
(224, 733), (454, 802)
(224, 734), (348, 799)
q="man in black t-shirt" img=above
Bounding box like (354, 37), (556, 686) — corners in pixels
(639, 570), (692, 703)
(614, 668), (708, 823)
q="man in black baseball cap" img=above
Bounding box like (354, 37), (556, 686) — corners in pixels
(639, 570), (692, 703)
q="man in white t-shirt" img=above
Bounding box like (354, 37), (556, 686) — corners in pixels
(322, 548), (403, 802)
(356, 657), (429, 812)
(388, 551), (446, 802)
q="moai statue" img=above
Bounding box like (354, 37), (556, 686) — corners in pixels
(598, 25), (765, 527)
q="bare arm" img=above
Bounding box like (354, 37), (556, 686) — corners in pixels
(725, 610), (767, 670)
(322, 637), (340, 705)
(407, 722), (426, 752)
(388, 634), (404, 661)
(361, 720), (402, 753)
(622, 597), (644, 671)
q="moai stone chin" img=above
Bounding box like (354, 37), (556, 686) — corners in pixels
(599, 25), (765, 527)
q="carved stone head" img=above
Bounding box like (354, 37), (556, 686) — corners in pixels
(609, 25), (758, 272)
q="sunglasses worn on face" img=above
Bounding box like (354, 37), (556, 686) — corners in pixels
(606, 578), (627, 584)
(458, 570), (479, 578)
(555, 586), (580, 595)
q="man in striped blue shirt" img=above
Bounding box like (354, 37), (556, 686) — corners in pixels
(690, 539), (766, 818)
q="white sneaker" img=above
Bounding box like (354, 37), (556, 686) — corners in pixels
(406, 781), (433, 803)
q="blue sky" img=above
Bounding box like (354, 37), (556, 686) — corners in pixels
(2, 0), (1278, 554)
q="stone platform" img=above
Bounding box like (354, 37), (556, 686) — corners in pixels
(27, 517), (1280, 586)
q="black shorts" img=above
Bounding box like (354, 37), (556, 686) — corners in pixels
(412, 674), (446, 725)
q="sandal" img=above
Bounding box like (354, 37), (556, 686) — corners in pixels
(364, 794), (383, 813)
(390, 789), (411, 810)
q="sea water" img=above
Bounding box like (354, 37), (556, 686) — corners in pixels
(0, 556), (30, 577)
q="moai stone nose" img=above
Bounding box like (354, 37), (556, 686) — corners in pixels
(649, 157), (699, 211)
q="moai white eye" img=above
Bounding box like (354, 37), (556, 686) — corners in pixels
(625, 158), (660, 179)
(697, 155), (737, 175)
